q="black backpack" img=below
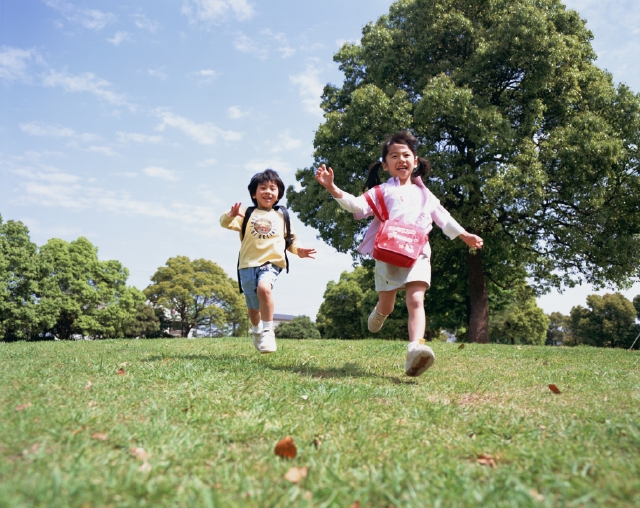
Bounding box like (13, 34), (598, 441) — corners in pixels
(237, 205), (292, 293)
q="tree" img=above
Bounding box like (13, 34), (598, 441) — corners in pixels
(286, 0), (640, 343)
(144, 256), (246, 338)
(569, 293), (638, 348)
(546, 311), (571, 346)
(488, 293), (549, 345)
(275, 316), (321, 339)
(123, 303), (161, 338)
(316, 278), (365, 339)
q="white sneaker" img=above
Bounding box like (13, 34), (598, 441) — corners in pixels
(259, 329), (277, 354)
(252, 330), (262, 352)
(405, 343), (435, 377)
(368, 306), (388, 333)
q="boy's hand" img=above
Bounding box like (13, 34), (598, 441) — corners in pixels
(297, 248), (317, 259)
(460, 232), (484, 249)
(228, 202), (245, 218)
(314, 164), (335, 189)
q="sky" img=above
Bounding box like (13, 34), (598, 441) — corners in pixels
(0, 0), (639, 320)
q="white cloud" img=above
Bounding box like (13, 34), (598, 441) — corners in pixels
(278, 47), (295, 58)
(87, 145), (118, 157)
(197, 158), (217, 167)
(0, 46), (39, 81)
(155, 110), (243, 145)
(20, 121), (99, 142)
(181, 0), (254, 23)
(290, 65), (325, 118)
(227, 106), (249, 119)
(244, 158), (294, 174)
(270, 131), (302, 153)
(233, 34), (268, 59)
(44, 0), (116, 30)
(195, 69), (220, 84)
(108, 31), (132, 46)
(147, 68), (168, 80)
(133, 14), (161, 33)
(116, 132), (163, 144)
(42, 69), (133, 109)
(143, 166), (180, 181)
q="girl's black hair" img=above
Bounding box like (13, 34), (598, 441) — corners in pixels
(363, 130), (432, 191)
(248, 169), (285, 206)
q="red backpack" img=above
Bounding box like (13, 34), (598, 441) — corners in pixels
(364, 186), (428, 268)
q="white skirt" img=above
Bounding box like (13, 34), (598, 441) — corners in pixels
(374, 254), (431, 292)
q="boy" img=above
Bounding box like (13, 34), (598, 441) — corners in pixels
(220, 169), (316, 353)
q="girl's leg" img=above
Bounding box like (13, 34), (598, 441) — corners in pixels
(377, 290), (397, 315)
(405, 281), (428, 342)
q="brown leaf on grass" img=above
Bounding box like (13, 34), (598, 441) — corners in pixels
(85, 381), (93, 390)
(16, 403), (32, 411)
(72, 425), (87, 435)
(548, 384), (561, 394)
(182, 405), (193, 413)
(350, 502), (362, 508)
(538, 425), (546, 430)
(129, 447), (149, 461)
(395, 419), (406, 424)
(530, 489), (544, 502)
(88, 401), (97, 408)
(458, 343), (465, 349)
(476, 453), (497, 468)
(117, 368), (125, 375)
(274, 436), (297, 459)
(284, 466), (308, 483)
(312, 435), (323, 449)
(92, 432), (108, 441)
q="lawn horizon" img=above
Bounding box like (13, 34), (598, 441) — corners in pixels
(1, 338), (639, 507)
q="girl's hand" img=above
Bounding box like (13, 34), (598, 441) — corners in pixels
(227, 202), (245, 218)
(314, 164), (335, 189)
(297, 248), (317, 259)
(460, 232), (484, 249)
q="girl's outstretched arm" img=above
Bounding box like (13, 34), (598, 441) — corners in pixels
(315, 164), (344, 199)
(459, 232), (484, 249)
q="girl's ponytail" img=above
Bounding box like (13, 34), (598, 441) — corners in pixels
(363, 161), (383, 192)
(413, 157), (432, 182)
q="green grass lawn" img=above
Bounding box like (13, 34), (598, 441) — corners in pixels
(1, 338), (639, 507)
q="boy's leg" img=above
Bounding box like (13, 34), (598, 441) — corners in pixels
(255, 264), (282, 354)
(404, 281), (435, 377)
(256, 281), (274, 323)
(248, 308), (261, 327)
(368, 289), (396, 333)
(238, 267), (262, 351)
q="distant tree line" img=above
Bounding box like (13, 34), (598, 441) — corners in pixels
(0, 215), (247, 341)
(316, 266), (639, 349)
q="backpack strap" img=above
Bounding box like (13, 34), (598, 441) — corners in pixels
(363, 185), (389, 222)
(274, 205), (291, 274)
(237, 206), (256, 293)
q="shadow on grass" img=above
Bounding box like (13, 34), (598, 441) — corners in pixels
(141, 355), (417, 384)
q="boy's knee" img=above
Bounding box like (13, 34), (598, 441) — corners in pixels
(257, 283), (272, 299)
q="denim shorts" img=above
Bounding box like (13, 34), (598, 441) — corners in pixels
(239, 263), (283, 310)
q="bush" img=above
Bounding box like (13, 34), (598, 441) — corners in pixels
(275, 316), (321, 339)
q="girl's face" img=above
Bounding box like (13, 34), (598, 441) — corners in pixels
(252, 181), (280, 210)
(382, 143), (417, 185)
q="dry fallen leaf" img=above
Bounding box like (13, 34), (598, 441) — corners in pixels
(530, 489), (544, 502)
(396, 418), (406, 424)
(469, 433), (476, 440)
(92, 432), (108, 441)
(16, 403), (32, 411)
(117, 368), (125, 375)
(350, 502), (362, 508)
(312, 435), (323, 449)
(303, 491), (313, 501)
(284, 466), (308, 483)
(301, 395), (308, 400)
(458, 343), (465, 350)
(129, 447), (149, 461)
(72, 425), (87, 435)
(85, 381), (93, 390)
(119, 362), (128, 367)
(274, 436), (297, 459)
(138, 461), (152, 473)
(88, 401), (97, 408)
(548, 384), (561, 394)
(476, 453), (497, 468)
(538, 425), (546, 430)
(517, 346), (523, 350)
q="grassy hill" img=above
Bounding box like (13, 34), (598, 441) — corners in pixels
(1, 338), (639, 507)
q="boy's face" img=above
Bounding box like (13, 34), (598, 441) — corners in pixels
(252, 181), (279, 210)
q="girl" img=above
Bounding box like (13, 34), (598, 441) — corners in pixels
(315, 131), (483, 377)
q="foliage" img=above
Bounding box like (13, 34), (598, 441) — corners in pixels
(144, 256), (246, 338)
(123, 303), (161, 338)
(546, 311), (572, 346)
(287, 0), (640, 343)
(2, 339), (640, 506)
(569, 293), (639, 349)
(488, 292), (549, 345)
(275, 315), (321, 339)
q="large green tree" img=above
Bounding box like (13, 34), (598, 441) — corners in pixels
(287, 0), (640, 343)
(144, 256), (246, 338)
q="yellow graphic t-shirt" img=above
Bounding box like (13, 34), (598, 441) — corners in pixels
(220, 207), (300, 269)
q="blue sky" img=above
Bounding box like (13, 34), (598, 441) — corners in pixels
(1, 0), (639, 319)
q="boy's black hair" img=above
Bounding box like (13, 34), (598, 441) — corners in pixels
(248, 169), (285, 206)
(363, 130), (432, 191)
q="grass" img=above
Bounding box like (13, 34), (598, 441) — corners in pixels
(1, 338), (639, 507)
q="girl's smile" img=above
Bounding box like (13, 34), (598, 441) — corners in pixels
(383, 143), (418, 185)
(253, 181), (279, 210)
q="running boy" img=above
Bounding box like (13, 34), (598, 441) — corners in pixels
(220, 169), (316, 353)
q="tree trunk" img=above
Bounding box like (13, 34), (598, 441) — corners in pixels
(467, 250), (489, 343)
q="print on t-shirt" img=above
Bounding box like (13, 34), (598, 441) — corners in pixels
(250, 216), (277, 239)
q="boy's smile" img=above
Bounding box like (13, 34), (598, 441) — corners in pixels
(253, 181), (280, 210)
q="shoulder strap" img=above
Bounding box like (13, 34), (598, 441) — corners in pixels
(363, 185), (389, 222)
(275, 205), (291, 273)
(237, 206), (256, 293)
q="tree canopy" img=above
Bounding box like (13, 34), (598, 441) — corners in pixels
(275, 316), (321, 339)
(287, 0), (640, 343)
